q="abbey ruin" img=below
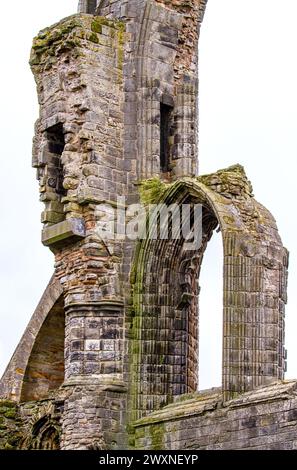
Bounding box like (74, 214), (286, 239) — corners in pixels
(0, 0), (296, 450)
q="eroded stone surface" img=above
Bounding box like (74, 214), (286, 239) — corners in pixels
(0, 0), (292, 451)
(0, 398), (63, 450)
(133, 381), (297, 450)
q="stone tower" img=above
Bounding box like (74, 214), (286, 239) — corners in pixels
(1, 0), (296, 451)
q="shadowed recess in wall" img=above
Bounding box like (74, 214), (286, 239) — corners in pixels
(20, 296), (65, 402)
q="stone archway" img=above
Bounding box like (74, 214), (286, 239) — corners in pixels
(24, 415), (61, 450)
(130, 166), (288, 419)
(20, 296), (65, 402)
(0, 277), (64, 402)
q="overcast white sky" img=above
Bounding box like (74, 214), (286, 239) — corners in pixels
(0, 0), (296, 390)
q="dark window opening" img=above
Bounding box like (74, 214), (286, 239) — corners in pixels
(46, 123), (66, 197)
(46, 123), (65, 155)
(87, 0), (97, 14)
(160, 103), (173, 173)
(28, 418), (60, 450)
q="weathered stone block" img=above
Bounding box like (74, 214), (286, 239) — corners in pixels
(42, 218), (86, 247)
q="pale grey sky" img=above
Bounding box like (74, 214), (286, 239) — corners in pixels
(0, 0), (296, 390)
(199, 0), (297, 387)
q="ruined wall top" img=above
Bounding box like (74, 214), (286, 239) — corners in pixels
(78, 0), (207, 22)
(29, 0), (209, 238)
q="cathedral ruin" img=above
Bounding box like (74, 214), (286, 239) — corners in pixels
(0, 0), (296, 451)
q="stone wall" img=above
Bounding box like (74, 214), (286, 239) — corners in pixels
(130, 166), (288, 421)
(0, 397), (62, 450)
(29, 13), (129, 449)
(0, 0), (293, 452)
(23, 3), (208, 449)
(31, 14), (126, 226)
(98, 0), (203, 179)
(61, 383), (127, 450)
(0, 401), (22, 450)
(133, 381), (297, 450)
(155, 0), (207, 83)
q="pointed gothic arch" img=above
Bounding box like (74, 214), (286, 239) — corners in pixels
(0, 277), (64, 402)
(21, 414), (61, 450)
(130, 167), (288, 419)
(20, 295), (65, 402)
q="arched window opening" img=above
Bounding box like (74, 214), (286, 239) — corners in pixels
(45, 123), (66, 199)
(25, 416), (61, 450)
(199, 230), (223, 390)
(132, 166), (287, 413)
(78, 0), (98, 14)
(87, 0), (97, 14)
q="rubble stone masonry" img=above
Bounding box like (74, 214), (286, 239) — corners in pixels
(0, 0), (294, 451)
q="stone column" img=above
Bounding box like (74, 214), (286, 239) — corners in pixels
(61, 301), (127, 450)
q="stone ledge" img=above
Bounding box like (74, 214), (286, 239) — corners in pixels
(42, 218), (86, 247)
(65, 300), (125, 316)
(133, 380), (297, 428)
(62, 375), (127, 392)
(225, 380), (297, 409)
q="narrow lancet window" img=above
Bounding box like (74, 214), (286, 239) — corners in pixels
(160, 103), (173, 173)
(46, 123), (66, 198)
(87, 0), (97, 14)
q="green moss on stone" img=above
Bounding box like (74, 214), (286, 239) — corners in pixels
(197, 164), (254, 199)
(0, 401), (22, 450)
(7, 435), (21, 447)
(95, 17), (114, 28)
(132, 338), (140, 355)
(139, 177), (171, 206)
(0, 401), (16, 409)
(88, 32), (99, 43)
(30, 17), (81, 67)
(30, 15), (126, 71)
(117, 41), (124, 69)
(117, 25), (125, 70)
(91, 16), (125, 32)
(4, 410), (17, 420)
(0, 402), (18, 418)
(91, 21), (102, 34)
(150, 423), (165, 450)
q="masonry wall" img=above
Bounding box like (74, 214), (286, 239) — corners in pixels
(2, 382), (297, 450)
(0, 0), (293, 452)
(0, 401), (22, 450)
(30, 13), (129, 450)
(0, 397), (62, 450)
(133, 381), (297, 450)
(98, 0), (206, 182)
